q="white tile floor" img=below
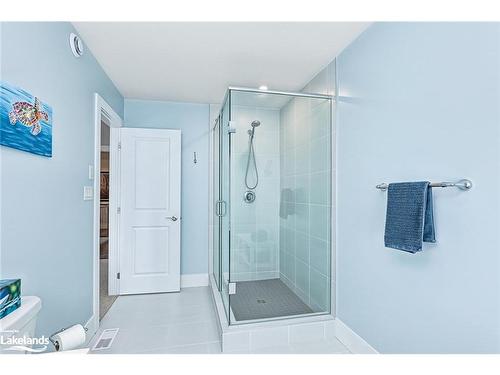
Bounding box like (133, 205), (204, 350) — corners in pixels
(249, 340), (350, 354)
(89, 286), (349, 354)
(89, 287), (221, 354)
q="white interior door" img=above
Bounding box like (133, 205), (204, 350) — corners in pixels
(118, 128), (181, 295)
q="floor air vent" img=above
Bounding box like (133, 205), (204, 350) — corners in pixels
(91, 328), (119, 351)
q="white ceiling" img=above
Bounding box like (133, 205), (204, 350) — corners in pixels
(73, 22), (370, 104)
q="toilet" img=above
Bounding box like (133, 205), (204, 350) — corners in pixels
(0, 296), (42, 353)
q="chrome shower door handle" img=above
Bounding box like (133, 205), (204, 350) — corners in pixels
(219, 201), (227, 217)
(215, 200), (227, 217)
(166, 215), (178, 221)
(215, 200), (221, 217)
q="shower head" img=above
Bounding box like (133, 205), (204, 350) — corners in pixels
(251, 120), (261, 127)
(248, 120), (261, 137)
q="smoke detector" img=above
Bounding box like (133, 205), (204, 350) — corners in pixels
(69, 33), (84, 57)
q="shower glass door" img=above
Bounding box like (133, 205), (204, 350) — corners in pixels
(220, 96), (231, 319)
(213, 96), (231, 320)
(212, 115), (221, 290)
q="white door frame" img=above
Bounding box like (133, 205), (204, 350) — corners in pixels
(88, 94), (122, 337)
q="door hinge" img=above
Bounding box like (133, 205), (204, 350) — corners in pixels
(118, 142), (121, 150)
(117, 207), (121, 214)
(227, 121), (236, 134)
(117, 272), (120, 280)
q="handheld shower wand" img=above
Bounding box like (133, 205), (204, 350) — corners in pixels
(244, 120), (260, 202)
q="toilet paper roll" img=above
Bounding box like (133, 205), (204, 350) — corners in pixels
(52, 324), (86, 351)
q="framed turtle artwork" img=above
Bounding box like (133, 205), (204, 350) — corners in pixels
(0, 81), (52, 157)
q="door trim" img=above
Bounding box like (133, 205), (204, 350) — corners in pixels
(108, 127), (121, 297)
(89, 94), (122, 337)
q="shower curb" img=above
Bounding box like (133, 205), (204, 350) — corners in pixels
(209, 274), (347, 353)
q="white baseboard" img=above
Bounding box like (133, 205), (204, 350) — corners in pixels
(181, 273), (209, 288)
(335, 319), (378, 354)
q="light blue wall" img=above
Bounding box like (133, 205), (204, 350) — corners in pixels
(124, 99), (210, 275)
(0, 22), (124, 337)
(336, 23), (500, 353)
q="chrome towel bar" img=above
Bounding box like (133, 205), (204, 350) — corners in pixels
(376, 179), (472, 191)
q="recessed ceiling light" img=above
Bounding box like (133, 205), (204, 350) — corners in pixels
(259, 85), (268, 91)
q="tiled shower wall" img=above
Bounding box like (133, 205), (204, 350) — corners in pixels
(230, 105), (281, 281)
(279, 61), (335, 312)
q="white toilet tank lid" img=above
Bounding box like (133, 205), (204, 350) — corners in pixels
(0, 296), (42, 331)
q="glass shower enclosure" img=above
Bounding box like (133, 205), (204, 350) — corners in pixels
(213, 87), (333, 325)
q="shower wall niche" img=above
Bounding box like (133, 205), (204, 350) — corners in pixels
(212, 87), (333, 325)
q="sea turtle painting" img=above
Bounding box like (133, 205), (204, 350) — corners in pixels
(1, 81), (52, 157)
(8, 97), (48, 136)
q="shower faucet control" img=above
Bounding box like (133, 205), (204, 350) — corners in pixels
(244, 190), (256, 203)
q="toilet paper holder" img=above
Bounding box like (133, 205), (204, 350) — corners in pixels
(49, 324), (88, 351)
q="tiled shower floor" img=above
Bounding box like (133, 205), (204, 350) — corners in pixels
(230, 279), (313, 321)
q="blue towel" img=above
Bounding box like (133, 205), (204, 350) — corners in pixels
(384, 181), (436, 253)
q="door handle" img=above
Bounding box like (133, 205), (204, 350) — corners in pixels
(166, 215), (178, 221)
(215, 201), (220, 216)
(215, 201), (227, 217)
